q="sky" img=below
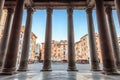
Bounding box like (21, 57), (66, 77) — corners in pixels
(22, 9), (120, 44)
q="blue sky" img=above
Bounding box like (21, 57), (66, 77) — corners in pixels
(22, 9), (120, 43)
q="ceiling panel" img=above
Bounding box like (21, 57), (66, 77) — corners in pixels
(33, 0), (86, 2)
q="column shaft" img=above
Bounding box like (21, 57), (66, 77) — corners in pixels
(95, 0), (117, 74)
(67, 7), (77, 71)
(1, 0), (24, 75)
(18, 8), (34, 71)
(86, 8), (100, 71)
(114, 0), (120, 25)
(41, 8), (52, 71)
(0, 8), (14, 70)
(0, 0), (5, 21)
(105, 6), (120, 70)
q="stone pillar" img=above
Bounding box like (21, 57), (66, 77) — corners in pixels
(86, 8), (100, 71)
(18, 7), (34, 71)
(95, 0), (117, 75)
(114, 0), (120, 25)
(0, 0), (5, 20)
(105, 6), (120, 70)
(41, 7), (52, 71)
(0, 8), (14, 70)
(67, 7), (77, 71)
(1, 0), (24, 75)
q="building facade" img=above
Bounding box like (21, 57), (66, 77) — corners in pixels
(41, 40), (68, 61)
(75, 33), (102, 63)
(29, 32), (37, 61)
(41, 34), (102, 63)
(35, 43), (41, 61)
(75, 35), (89, 62)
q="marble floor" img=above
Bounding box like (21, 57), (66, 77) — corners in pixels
(0, 63), (120, 80)
(0, 71), (120, 80)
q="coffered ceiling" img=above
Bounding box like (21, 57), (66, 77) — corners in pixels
(4, 0), (115, 9)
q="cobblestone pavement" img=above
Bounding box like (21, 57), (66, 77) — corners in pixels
(0, 63), (120, 80)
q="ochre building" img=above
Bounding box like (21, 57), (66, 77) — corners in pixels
(75, 33), (102, 63)
(41, 40), (68, 61)
(41, 33), (103, 63)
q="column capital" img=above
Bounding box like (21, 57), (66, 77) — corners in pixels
(27, 7), (34, 14)
(46, 7), (53, 15)
(105, 6), (112, 14)
(7, 8), (15, 14)
(67, 7), (73, 15)
(86, 7), (92, 14)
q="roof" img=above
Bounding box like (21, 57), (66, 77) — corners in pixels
(31, 32), (37, 38)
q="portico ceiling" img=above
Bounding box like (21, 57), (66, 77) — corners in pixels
(4, 0), (115, 9)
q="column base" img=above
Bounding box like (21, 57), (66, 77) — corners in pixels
(91, 68), (101, 71)
(17, 69), (28, 72)
(0, 68), (17, 75)
(0, 67), (3, 72)
(67, 69), (78, 71)
(0, 71), (17, 75)
(0, 67), (2, 71)
(41, 69), (52, 72)
(101, 71), (120, 75)
(116, 65), (120, 70)
(67, 66), (78, 71)
(117, 68), (120, 71)
(91, 62), (100, 70)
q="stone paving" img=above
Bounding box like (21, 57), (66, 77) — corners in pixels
(0, 63), (120, 80)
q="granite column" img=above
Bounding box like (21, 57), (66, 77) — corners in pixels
(86, 8), (100, 71)
(0, 8), (14, 70)
(105, 6), (120, 70)
(95, 0), (117, 74)
(0, 0), (24, 75)
(18, 7), (34, 71)
(41, 7), (53, 71)
(67, 7), (77, 71)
